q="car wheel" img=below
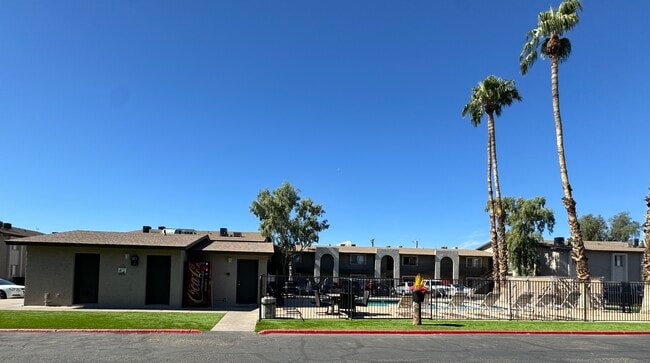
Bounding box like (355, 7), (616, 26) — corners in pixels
(0, 290), (6, 299)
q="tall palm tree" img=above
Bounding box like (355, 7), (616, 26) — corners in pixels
(463, 75), (522, 285)
(519, 0), (590, 282)
(643, 192), (650, 284)
(642, 190), (650, 313)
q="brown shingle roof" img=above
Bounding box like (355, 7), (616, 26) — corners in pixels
(1, 226), (42, 239)
(541, 240), (644, 252)
(198, 241), (275, 253)
(6, 230), (207, 249)
(197, 231), (273, 253)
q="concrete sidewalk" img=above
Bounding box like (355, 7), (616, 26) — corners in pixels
(211, 309), (259, 332)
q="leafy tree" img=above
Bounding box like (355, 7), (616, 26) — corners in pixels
(502, 197), (555, 276)
(462, 75), (522, 285)
(520, 0), (590, 282)
(250, 182), (329, 279)
(608, 212), (641, 242)
(579, 214), (608, 241)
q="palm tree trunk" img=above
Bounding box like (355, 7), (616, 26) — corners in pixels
(642, 191), (650, 282)
(550, 57), (590, 282)
(642, 191), (650, 312)
(486, 124), (501, 289)
(488, 112), (508, 282)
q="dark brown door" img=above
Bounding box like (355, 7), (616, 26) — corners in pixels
(73, 253), (100, 304)
(236, 259), (258, 304)
(146, 255), (171, 305)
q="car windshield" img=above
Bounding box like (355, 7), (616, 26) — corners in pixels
(0, 278), (16, 285)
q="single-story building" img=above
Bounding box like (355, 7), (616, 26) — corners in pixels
(6, 226), (273, 308)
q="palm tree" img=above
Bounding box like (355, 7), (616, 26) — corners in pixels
(463, 75), (522, 285)
(643, 192), (650, 284)
(642, 190), (650, 313)
(519, 0), (590, 282)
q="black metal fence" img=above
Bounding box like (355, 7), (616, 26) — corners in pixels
(258, 275), (649, 322)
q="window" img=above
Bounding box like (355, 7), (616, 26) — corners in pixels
(466, 257), (482, 268)
(350, 255), (366, 265)
(614, 255), (625, 267)
(402, 256), (417, 266)
(10, 265), (17, 276)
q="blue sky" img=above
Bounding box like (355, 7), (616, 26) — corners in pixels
(2, 1), (649, 249)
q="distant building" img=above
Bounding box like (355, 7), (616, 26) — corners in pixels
(292, 243), (492, 284)
(0, 222), (42, 284)
(538, 238), (645, 282)
(478, 237), (645, 282)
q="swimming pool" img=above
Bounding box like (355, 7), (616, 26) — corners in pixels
(367, 299), (399, 307)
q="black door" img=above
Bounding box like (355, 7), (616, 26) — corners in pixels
(236, 259), (258, 304)
(73, 253), (100, 304)
(146, 255), (171, 305)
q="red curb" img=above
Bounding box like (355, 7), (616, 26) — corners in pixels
(258, 329), (650, 335)
(0, 329), (201, 334)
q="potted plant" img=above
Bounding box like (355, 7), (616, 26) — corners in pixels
(410, 274), (428, 303)
(410, 274), (428, 326)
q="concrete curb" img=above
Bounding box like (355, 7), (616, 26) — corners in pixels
(0, 329), (202, 334)
(258, 329), (650, 335)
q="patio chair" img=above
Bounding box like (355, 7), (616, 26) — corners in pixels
(355, 290), (370, 307)
(561, 291), (580, 309)
(479, 291), (501, 308)
(536, 293), (558, 308)
(396, 295), (413, 317)
(448, 292), (468, 308)
(312, 290), (332, 313)
(514, 291), (534, 309)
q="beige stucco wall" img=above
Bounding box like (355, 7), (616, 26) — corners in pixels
(209, 253), (268, 306)
(24, 246), (185, 307)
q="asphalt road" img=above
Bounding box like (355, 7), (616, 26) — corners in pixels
(1, 332), (649, 362)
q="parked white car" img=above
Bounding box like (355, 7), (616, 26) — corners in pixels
(0, 278), (24, 299)
(394, 282), (413, 295)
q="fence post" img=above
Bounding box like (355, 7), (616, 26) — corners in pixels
(259, 274), (264, 321)
(507, 279), (513, 320)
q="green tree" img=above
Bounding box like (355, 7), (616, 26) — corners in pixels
(520, 0), (590, 282)
(579, 214), (608, 241)
(502, 197), (555, 276)
(608, 212), (641, 242)
(462, 75), (522, 285)
(250, 182), (329, 279)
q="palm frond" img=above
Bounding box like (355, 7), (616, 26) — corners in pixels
(520, 30), (541, 75)
(462, 76), (522, 125)
(521, 0), (582, 72)
(558, 0), (582, 15)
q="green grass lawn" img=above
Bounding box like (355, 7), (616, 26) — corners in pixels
(0, 311), (223, 331)
(256, 319), (650, 333)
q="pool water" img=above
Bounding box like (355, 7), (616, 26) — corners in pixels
(367, 300), (399, 307)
